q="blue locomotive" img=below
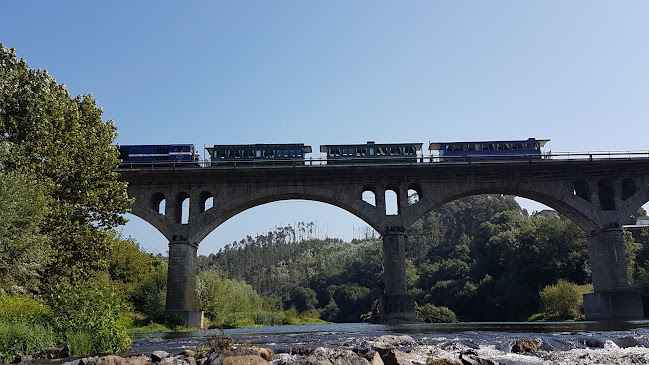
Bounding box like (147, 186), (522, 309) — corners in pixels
(118, 144), (200, 166)
(207, 143), (312, 165)
(320, 141), (423, 164)
(429, 138), (549, 161)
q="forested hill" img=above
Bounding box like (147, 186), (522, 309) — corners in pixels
(197, 195), (612, 322)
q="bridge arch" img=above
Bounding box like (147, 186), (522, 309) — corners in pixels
(402, 185), (600, 234)
(191, 186), (386, 244)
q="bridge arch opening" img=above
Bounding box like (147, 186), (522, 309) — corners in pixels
(175, 192), (190, 224)
(197, 199), (378, 255)
(408, 183), (422, 205)
(385, 185), (399, 215)
(622, 178), (636, 201)
(362, 185), (376, 206)
(598, 178), (616, 211)
(574, 180), (591, 202)
(151, 192), (166, 215)
(199, 191), (214, 213)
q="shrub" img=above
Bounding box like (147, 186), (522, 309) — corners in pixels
(416, 303), (458, 323)
(530, 279), (592, 321)
(0, 322), (56, 363)
(196, 270), (263, 324)
(46, 275), (131, 354)
(0, 295), (51, 325)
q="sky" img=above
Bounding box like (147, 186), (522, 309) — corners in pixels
(2, 1), (649, 255)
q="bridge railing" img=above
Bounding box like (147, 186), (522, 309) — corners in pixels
(116, 150), (649, 170)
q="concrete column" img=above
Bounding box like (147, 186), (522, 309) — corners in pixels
(379, 229), (415, 322)
(583, 229), (644, 320)
(166, 240), (204, 328)
(382, 230), (407, 294)
(588, 229), (629, 292)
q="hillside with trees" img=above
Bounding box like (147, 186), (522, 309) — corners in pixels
(197, 195), (596, 322)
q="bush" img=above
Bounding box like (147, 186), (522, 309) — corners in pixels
(416, 303), (458, 323)
(196, 270), (264, 324)
(0, 295), (51, 325)
(46, 275), (131, 354)
(529, 279), (591, 321)
(0, 322), (56, 363)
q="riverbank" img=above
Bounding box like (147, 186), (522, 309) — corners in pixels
(15, 322), (649, 364)
(60, 321), (648, 364)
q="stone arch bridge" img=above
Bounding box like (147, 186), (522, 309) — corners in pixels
(118, 157), (649, 326)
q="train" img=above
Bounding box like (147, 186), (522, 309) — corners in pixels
(118, 144), (200, 167)
(117, 138), (548, 166)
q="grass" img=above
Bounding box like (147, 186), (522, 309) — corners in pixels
(0, 322), (56, 363)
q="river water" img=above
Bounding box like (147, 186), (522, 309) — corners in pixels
(128, 321), (649, 364)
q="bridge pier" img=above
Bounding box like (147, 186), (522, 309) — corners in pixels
(166, 240), (204, 328)
(378, 229), (415, 322)
(584, 229), (644, 320)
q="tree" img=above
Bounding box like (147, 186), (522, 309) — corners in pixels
(285, 286), (318, 313)
(0, 142), (50, 294)
(0, 44), (131, 282)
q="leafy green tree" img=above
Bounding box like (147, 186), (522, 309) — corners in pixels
(196, 270), (263, 324)
(285, 286), (318, 313)
(0, 142), (50, 294)
(530, 280), (592, 321)
(0, 44), (131, 283)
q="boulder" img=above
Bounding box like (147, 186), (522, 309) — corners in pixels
(510, 339), (537, 353)
(181, 349), (197, 358)
(160, 355), (197, 365)
(426, 359), (461, 365)
(374, 347), (422, 365)
(459, 350), (498, 365)
(614, 336), (640, 348)
(297, 347), (371, 365)
(373, 335), (416, 347)
(41, 344), (70, 359)
(363, 350), (385, 365)
(228, 347), (274, 361)
(222, 355), (268, 365)
(152, 351), (171, 362)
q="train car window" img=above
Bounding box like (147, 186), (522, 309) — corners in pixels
(483, 143), (494, 151)
(468, 144), (476, 151)
(369, 148), (375, 156)
(445, 145), (452, 152)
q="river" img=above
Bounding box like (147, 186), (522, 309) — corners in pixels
(128, 321), (649, 364)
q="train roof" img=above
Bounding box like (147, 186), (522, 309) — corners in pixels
(207, 144), (312, 153)
(428, 138), (550, 150)
(319, 142), (423, 153)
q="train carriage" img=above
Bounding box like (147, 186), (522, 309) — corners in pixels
(118, 144), (199, 167)
(321, 141), (423, 164)
(207, 143), (312, 165)
(429, 138), (549, 161)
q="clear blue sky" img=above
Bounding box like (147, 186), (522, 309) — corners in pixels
(3, 1), (648, 254)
